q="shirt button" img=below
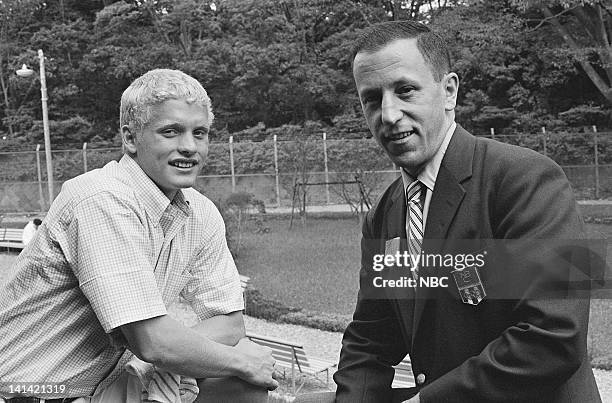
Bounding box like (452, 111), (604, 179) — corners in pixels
(416, 373), (426, 385)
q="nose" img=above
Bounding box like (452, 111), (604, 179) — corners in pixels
(381, 93), (402, 126)
(178, 132), (197, 154)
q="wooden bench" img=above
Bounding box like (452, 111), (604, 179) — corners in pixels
(246, 332), (337, 394)
(0, 228), (25, 251)
(239, 274), (250, 292)
(392, 357), (415, 388)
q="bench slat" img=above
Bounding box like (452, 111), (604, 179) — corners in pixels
(0, 228), (25, 250)
(249, 339), (295, 351)
(246, 333), (336, 374)
(270, 351), (297, 362)
(239, 274), (250, 289)
(246, 332), (303, 348)
(0, 241), (25, 249)
(248, 339), (311, 371)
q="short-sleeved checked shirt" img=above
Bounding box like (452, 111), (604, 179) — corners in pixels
(0, 155), (243, 398)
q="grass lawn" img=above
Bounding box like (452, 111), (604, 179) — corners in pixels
(585, 223), (612, 366)
(234, 215), (362, 316)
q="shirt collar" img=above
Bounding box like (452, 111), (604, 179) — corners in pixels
(118, 155), (191, 224)
(401, 121), (456, 192)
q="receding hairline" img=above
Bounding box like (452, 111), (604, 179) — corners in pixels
(350, 21), (451, 82)
(352, 36), (419, 61)
(351, 24), (428, 59)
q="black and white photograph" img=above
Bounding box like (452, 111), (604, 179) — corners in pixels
(0, 1), (611, 402)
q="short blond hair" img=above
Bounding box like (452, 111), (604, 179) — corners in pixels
(120, 69), (214, 133)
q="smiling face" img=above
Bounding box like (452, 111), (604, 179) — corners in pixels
(122, 98), (210, 200)
(353, 38), (458, 176)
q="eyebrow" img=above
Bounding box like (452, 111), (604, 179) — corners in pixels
(359, 78), (421, 96)
(156, 123), (184, 132)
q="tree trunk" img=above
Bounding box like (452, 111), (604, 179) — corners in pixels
(541, 6), (612, 104)
(594, 3), (612, 85)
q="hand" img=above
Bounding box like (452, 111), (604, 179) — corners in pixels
(402, 392), (420, 403)
(233, 338), (279, 390)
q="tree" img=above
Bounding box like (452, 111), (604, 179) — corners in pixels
(516, 0), (612, 105)
(430, 1), (607, 133)
(1, 0), (610, 150)
(0, 0), (41, 137)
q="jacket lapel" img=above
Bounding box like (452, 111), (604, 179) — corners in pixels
(411, 125), (475, 349)
(384, 179), (416, 347)
(385, 179), (406, 242)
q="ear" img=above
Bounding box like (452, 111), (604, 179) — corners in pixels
(443, 72), (459, 111)
(121, 125), (137, 155)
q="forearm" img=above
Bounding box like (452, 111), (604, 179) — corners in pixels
(190, 310), (245, 346)
(122, 314), (245, 379)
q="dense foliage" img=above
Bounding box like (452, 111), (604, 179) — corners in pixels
(0, 0), (610, 151)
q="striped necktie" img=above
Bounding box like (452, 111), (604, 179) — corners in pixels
(406, 180), (424, 278)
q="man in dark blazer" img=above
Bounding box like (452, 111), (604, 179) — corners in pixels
(329, 21), (601, 403)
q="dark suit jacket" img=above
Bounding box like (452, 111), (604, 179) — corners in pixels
(334, 125), (601, 402)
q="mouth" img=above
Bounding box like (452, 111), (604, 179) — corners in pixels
(387, 130), (416, 142)
(169, 159), (198, 169)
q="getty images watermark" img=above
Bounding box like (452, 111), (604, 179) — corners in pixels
(361, 238), (611, 303)
(372, 248), (486, 288)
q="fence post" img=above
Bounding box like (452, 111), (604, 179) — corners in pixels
(490, 127), (495, 139)
(541, 127), (547, 156)
(229, 136), (236, 192)
(593, 125), (599, 199)
(36, 144), (45, 211)
(323, 132), (330, 204)
(82, 142), (88, 173)
(273, 135), (281, 207)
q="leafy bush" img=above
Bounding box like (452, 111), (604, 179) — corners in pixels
(559, 105), (611, 128)
(244, 288), (300, 321)
(244, 288), (350, 333)
(29, 116), (93, 145)
(282, 311), (350, 333)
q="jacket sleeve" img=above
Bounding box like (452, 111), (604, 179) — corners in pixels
(419, 153), (594, 402)
(334, 209), (410, 403)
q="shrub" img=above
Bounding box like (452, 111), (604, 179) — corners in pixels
(282, 311), (350, 333)
(244, 288), (350, 333)
(559, 104), (611, 128)
(244, 288), (300, 321)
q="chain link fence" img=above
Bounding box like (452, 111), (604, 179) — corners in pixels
(1, 131), (610, 213)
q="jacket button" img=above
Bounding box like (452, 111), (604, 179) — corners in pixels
(416, 373), (426, 385)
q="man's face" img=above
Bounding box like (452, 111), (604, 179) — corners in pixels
(353, 38), (458, 175)
(123, 99), (210, 200)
